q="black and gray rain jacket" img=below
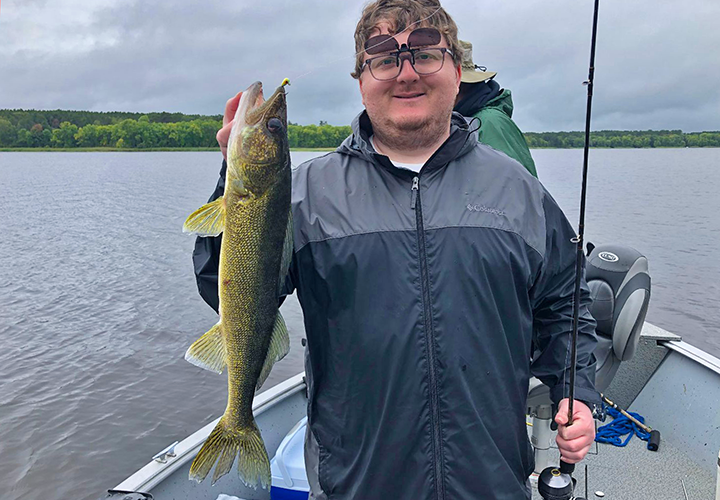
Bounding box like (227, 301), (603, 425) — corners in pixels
(193, 111), (601, 500)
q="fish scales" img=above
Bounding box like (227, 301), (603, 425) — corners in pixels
(222, 155), (290, 425)
(182, 80), (292, 488)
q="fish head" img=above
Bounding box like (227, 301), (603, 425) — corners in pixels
(227, 81), (289, 196)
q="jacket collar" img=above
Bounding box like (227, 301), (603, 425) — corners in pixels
(338, 110), (479, 177)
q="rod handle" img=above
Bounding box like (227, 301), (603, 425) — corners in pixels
(560, 460), (575, 475)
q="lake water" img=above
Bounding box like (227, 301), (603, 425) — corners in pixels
(0, 148), (718, 500)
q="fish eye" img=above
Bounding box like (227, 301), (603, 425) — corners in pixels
(267, 117), (283, 133)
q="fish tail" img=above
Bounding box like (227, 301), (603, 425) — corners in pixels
(189, 417), (270, 489)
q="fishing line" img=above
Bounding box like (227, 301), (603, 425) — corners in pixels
(289, 6), (443, 83)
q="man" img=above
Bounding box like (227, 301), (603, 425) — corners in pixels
(194, 1), (599, 498)
(454, 40), (538, 177)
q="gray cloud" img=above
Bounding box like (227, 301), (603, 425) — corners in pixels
(1, 0), (718, 131)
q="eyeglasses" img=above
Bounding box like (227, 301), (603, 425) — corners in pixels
(362, 27), (454, 81)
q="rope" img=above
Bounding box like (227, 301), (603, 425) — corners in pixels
(595, 406), (651, 447)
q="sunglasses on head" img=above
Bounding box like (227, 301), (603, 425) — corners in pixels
(361, 27), (452, 81)
(364, 27), (442, 55)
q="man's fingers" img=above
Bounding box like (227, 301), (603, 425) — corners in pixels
(223, 92), (242, 126)
(554, 400), (569, 426)
(557, 420), (591, 441)
(557, 434), (594, 463)
(557, 432), (593, 450)
(559, 440), (593, 463)
(555, 398), (593, 428)
(217, 120), (234, 145)
(560, 445), (591, 464)
(217, 120), (234, 160)
(557, 416), (595, 462)
(555, 398), (595, 463)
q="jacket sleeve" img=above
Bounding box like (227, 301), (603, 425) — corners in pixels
(192, 160), (296, 313)
(529, 194), (602, 407)
(477, 108), (538, 178)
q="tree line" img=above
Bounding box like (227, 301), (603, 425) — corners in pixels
(524, 130), (720, 149)
(1, 109), (718, 149)
(0, 110), (352, 149)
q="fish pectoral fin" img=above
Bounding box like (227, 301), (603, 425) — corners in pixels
(189, 417), (270, 488)
(230, 178), (250, 198)
(256, 310), (290, 391)
(185, 322), (226, 374)
(183, 197), (226, 237)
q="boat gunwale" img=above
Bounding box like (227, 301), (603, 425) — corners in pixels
(113, 372), (306, 493)
(660, 339), (720, 376)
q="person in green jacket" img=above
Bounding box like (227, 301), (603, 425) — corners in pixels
(454, 40), (538, 177)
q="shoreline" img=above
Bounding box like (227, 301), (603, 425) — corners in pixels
(0, 146), (715, 152)
(0, 147), (337, 153)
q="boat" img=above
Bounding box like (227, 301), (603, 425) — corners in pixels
(103, 324), (720, 500)
(103, 245), (720, 500)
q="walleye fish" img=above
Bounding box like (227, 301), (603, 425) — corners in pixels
(182, 80), (292, 487)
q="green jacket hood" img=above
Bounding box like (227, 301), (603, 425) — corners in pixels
(485, 89), (515, 119)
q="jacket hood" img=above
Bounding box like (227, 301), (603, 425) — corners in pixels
(454, 79), (502, 116)
(337, 110), (479, 175)
(484, 89), (515, 118)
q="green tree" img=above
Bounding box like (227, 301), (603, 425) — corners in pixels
(51, 122), (79, 148)
(698, 132), (720, 147)
(16, 129), (32, 147)
(75, 124), (100, 147)
(0, 119), (16, 146)
(30, 123), (50, 147)
(654, 134), (685, 148)
(111, 119), (141, 148)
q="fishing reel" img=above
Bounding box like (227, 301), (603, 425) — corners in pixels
(538, 461), (587, 500)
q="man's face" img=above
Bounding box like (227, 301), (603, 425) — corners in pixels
(358, 21), (461, 139)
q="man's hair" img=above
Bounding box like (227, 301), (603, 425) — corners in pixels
(351, 0), (462, 79)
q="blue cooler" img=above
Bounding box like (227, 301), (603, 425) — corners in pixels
(270, 417), (310, 500)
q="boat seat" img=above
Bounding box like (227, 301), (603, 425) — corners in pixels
(527, 243), (651, 411)
(527, 244), (651, 477)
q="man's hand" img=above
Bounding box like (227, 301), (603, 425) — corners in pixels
(217, 91), (242, 160)
(554, 398), (595, 464)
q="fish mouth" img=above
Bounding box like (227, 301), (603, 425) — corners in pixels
(235, 81), (287, 127)
(227, 79), (289, 169)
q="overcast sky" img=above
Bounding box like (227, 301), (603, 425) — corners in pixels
(1, 0), (718, 132)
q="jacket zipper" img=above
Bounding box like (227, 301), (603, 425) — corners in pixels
(412, 176), (445, 500)
(411, 176), (419, 209)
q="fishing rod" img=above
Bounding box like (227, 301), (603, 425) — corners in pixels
(568, 0), (601, 429)
(538, 1), (601, 499)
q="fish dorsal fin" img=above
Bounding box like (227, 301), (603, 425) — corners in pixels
(256, 310), (290, 391)
(185, 322), (226, 374)
(183, 197), (226, 237)
(278, 210), (294, 295)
